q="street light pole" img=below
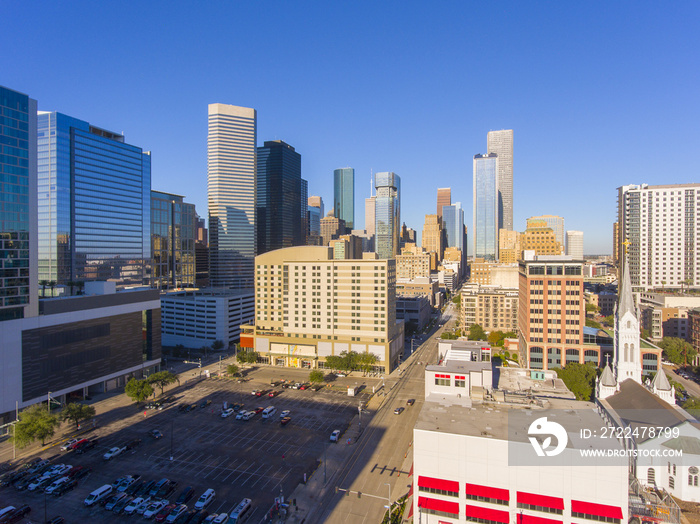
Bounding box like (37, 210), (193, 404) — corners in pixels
(323, 442), (327, 484)
(169, 420), (174, 461)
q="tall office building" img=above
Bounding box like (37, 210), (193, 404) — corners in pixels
(334, 167), (355, 231)
(151, 191), (196, 290)
(422, 214), (444, 264)
(487, 129), (514, 231)
(617, 183), (700, 292)
(529, 215), (565, 246)
(473, 153), (499, 261)
(442, 202), (464, 252)
(307, 196), (323, 242)
(256, 140), (305, 254)
(521, 220), (564, 256)
(436, 187), (451, 219)
(0, 86), (37, 320)
(37, 112), (151, 288)
(365, 196), (376, 237)
(308, 195), (324, 217)
(566, 230), (584, 259)
(375, 172), (401, 259)
(612, 222), (620, 267)
(208, 103), (257, 289)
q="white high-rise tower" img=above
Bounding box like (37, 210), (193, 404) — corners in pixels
(487, 129), (513, 232)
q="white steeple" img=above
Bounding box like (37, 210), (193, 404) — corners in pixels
(614, 252), (642, 384)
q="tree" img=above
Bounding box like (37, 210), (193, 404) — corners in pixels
(641, 328), (651, 340)
(602, 315), (614, 327)
(309, 370), (325, 383)
(468, 324), (486, 341)
(59, 403), (96, 429)
(441, 332), (458, 340)
(226, 363), (240, 376)
(39, 280), (48, 298)
(552, 363), (598, 401)
(12, 404), (60, 448)
(236, 350), (259, 364)
(585, 303), (600, 314)
(659, 337), (697, 366)
(488, 331), (505, 346)
(452, 295), (461, 305)
(125, 378), (154, 405)
(148, 371), (178, 396)
(48, 281), (56, 297)
(324, 355), (344, 372)
(585, 318), (601, 329)
(357, 353), (378, 375)
(211, 340), (225, 351)
(338, 351), (359, 372)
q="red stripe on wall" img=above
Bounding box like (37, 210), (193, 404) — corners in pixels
(571, 500), (623, 519)
(464, 482), (509, 501)
(518, 514), (563, 524)
(418, 496), (459, 515)
(517, 491), (564, 510)
(418, 476), (459, 493)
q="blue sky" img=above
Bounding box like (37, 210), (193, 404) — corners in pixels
(3, 1), (699, 254)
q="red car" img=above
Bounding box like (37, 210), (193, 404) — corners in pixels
(154, 504), (177, 522)
(70, 438), (88, 450)
(254, 407), (264, 414)
(280, 417), (292, 426)
(255, 390), (268, 397)
(268, 390), (280, 397)
(299, 384), (309, 390)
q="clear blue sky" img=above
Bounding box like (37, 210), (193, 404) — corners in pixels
(3, 1), (699, 254)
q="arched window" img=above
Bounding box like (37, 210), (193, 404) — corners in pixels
(627, 320), (631, 329)
(630, 344), (635, 362)
(648, 468), (656, 485)
(669, 476), (675, 489)
(624, 343), (629, 362)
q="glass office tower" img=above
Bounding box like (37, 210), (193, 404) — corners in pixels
(487, 129), (514, 231)
(256, 140), (305, 254)
(208, 103), (257, 289)
(0, 86), (37, 320)
(37, 112), (150, 288)
(375, 172), (400, 259)
(443, 202), (464, 252)
(151, 191), (196, 290)
(473, 153), (499, 261)
(333, 167), (354, 231)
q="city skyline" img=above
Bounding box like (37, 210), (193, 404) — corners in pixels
(3, 3), (698, 254)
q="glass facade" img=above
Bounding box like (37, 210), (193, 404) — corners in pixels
(487, 129), (513, 231)
(256, 140), (305, 254)
(473, 153), (498, 261)
(334, 167), (355, 230)
(0, 86), (37, 320)
(375, 172), (400, 259)
(443, 202), (464, 251)
(151, 191), (196, 289)
(207, 104), (257, 289)
(37, 112), (151, 288)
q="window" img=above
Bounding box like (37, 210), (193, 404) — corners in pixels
(434, 374), (450, 386)
(455, 376), (466, 388)
(670, 476), (675, 489)
(647, 468), (656, 485)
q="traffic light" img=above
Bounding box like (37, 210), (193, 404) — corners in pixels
(335, 487), (339, 494)
(357, 491), (362, 499)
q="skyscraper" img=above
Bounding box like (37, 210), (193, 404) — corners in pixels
(307, 196), (323, 242)
(365, 196), (376, 237)
(256, 140), (304, 254)
(617, 183), (700, 291)
(487, 129), (514, 231)
(334, 167), (355, 231)
(151, 191), (196, 289)
(473, 153), (499, 261)
(529, 215), (565, 246)
(375, 172), (401, 259)
(442, 202), (465, 252)
(0, 86), (37, 320)
(566, 230), (584, 259)
(436, 187), (451, 219)
(208, 103), (257, 289)
(422, 214), (444, 263)
(37, 111), (151, 288)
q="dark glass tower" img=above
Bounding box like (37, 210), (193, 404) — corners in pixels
(256, 140), (306, 254)
(334, 167), (355, 231)
(151, 191), (196, 289)
(37, 112), (151, 287)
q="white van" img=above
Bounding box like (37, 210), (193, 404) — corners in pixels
(194, 488), (215, 510)
(0, 507), (15, 519)
(228, 498), (252, 523)
(84, 484), (113, 506)
(261, 406), (276, 419)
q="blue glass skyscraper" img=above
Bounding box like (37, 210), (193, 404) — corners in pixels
(0, 86), (37, 320)
(333, 167), (354, 231)
(473, 153), (499, 261)
(37, 112), (151, 287)
(375, 172), (400, 259)
(443, 202), (465, 252)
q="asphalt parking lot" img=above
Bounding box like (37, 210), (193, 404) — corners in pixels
(0, 374), (367, 523)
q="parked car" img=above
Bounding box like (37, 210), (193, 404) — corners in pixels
(125, 438), (142, 450)
(117, 474), (141, 491)
(268, 390), (280, 397)
(103, 446), (125, 460)
(150, 429), (164, 439)
(138, 480), (156, 497)
(254, 406), (264, 414)
(52, 478), (78, 497)
(143, 500), (169, 519)
(280, 416), (292, 426)
(280, 410), (291, 418)
(165, 504), (188, 523)
(330, 430), (341, 442)
(175, 486), (195, 504)
(150, 478), (170, 496)
(124, 496), (148, 515)
(60, 438), (79, 451)
(75, 439), (98, 453)
(69, 438), (88, 450)
(135, 497), (154, 515)
(104, 492), (128, 510)
(0, 505), (30, 524)
(200, 400), (212, 409)
(212, 513), (228, 524)
(394, 407), (405, 415)
(112, 494), (135, 514)
(235, 410), (248, 420)
(194, 488), (216, 510)
(157, 480), (178, 498)
(221, 408), (235, 418)
(155, 503), (177, 522)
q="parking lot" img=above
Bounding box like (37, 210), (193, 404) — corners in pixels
(0, 373), (368, 523)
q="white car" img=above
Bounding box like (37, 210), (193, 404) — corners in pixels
(123, 496), (146, 515)
(235, 410), (247, 420)
(213, 513), (228, 524)
(135, 497), (153, 515)
(166, 504), (189, 522)
(103, 446), (125, 460)
(117, 475), (139, 491)
(242, 411), (255, 420)
(143, 499), (168, 519)
(330, 430), (341, 442)
(60, 438), (79, 451)
(280, 410), (291, 418)
(221, 407), (235, 418)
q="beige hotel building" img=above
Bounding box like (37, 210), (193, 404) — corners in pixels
(240, 246), (404, 373)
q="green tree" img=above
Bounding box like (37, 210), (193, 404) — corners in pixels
(125, 378), (153, 405)
(226, 363), (240, 376)
(441, 332), (458, 340)
(552, 363), (598, 401)
(236, 350), (259, 364)
(602, 315), (614, 326)
(324, 355), (344, 372)
(309, 369), (325, 383)
(357, 353), (378, 375)
(468, 324), (486, 341)
(12, 404), (60, 448)
(585, 303), (599, 314)
(683, 397), (700, 416)
(451, 295), (461, 305)
(488, 331), (505, 346)
(659, 337), (697, 366)
(585, 318), (601, 329)
(211, 339), (225, 351)
(641, 328), (651, 340)
(148, 371), (178, 395)
(339, 351), (359, 372)
(59, 402), (96, 429)
(39, 280), (48, 298)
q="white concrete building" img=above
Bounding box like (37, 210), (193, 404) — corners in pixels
(617, 183), (700, 292)
(566, 230), (584, 259)
(160, 289), (254, 349)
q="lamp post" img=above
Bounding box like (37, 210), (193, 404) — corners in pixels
(169, 420), (174, 461)
(323, 442), (327, 484)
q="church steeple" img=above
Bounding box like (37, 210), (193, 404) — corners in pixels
(614, 250), (642, 384)
(618, 245), (636, 318)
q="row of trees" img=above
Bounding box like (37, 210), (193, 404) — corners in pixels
(324, 351), (378, 375)
(236, 350), (259, 364)
(659, 337), (697, 366)
(12, 402), (96, 448)
(124, 371), (179, 404)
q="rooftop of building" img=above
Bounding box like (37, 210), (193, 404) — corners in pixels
(39, 286), (160, 315)
(161, 288), (255, 300)
(496, 367), (577, 399)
